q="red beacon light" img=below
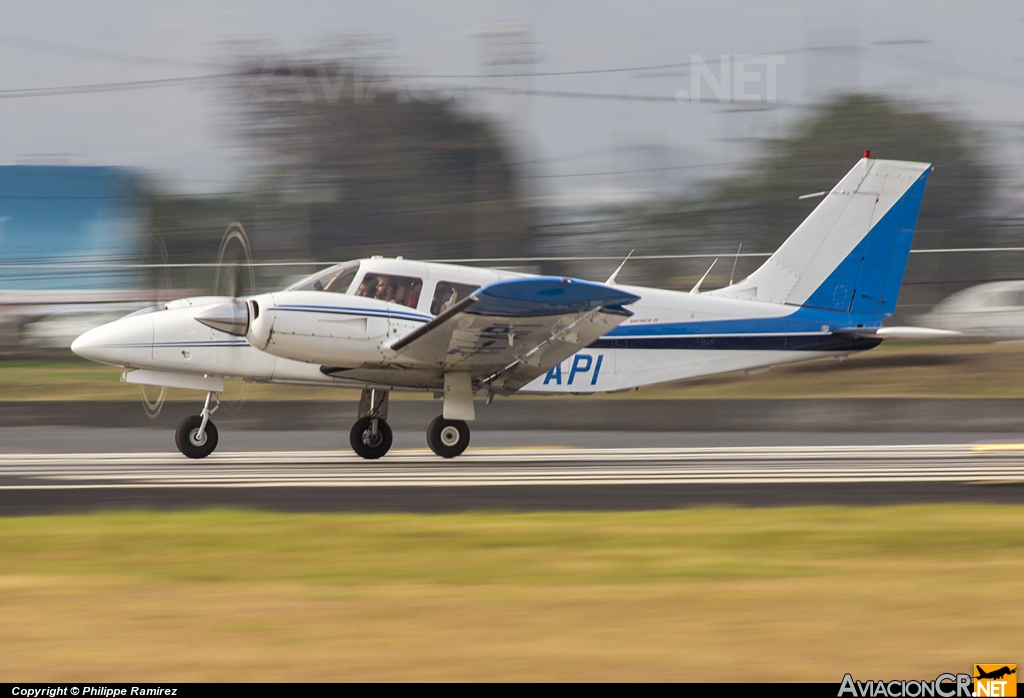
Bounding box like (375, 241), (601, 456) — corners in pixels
(864, 149), (871, 159)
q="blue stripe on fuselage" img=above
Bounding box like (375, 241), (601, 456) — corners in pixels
(604, 304), (880, 338)
(593, 305), (882, 351)
(590, 333), (881, 351)
(275, 304), (431, 323)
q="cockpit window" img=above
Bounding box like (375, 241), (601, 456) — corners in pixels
(355, 273), (423, 309)
(430, 281), (479, 315)
(285, 262), (359, 294)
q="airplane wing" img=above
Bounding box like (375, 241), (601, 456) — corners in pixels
(376, 277), (639, 394)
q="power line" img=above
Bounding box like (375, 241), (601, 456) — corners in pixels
(0, 32), (221, 69)
(523, 162), (742, 179)
(451, 83), (789, 105)
(0, 71), (764, 104)
(0, 72), (235, 99)
(4, 246), (1024, 271)
(0, 31), (698, 79)
(404, 45), (835, 80)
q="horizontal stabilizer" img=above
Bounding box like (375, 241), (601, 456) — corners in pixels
(834, 326), (960, 339)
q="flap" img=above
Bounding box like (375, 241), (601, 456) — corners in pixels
(380, 277), (638, 393)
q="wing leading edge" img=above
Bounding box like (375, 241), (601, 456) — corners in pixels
(327, 277), (639, 394)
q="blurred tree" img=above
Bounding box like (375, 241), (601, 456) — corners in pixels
(224, 50), (534, 263)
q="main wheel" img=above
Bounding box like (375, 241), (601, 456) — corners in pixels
(175, 415), (219, 459)
(426, 416), (470, 458)
(350, 416), (393, 459)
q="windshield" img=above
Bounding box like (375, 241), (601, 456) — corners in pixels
(284, 262), (359, 293)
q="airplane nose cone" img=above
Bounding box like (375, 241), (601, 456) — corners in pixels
(195, 299), (250, 336)
(70, 325), (103, 361)
(71, 313), (154, 365)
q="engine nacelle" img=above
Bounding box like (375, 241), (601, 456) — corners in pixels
(245, 294), (274, 350)
(244, 291), (394, 367)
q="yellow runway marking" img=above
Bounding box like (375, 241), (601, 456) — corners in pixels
(971, 443), (1024, 451)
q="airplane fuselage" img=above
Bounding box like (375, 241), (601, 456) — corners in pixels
(73, 256), (882, 395)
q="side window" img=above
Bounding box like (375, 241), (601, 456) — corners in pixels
(355, 274), (423, 309)
(430, 281), (479, 315)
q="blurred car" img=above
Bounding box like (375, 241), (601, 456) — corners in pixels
(915, 281), (1024, 338)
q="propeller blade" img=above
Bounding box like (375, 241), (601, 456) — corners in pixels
(137, 232), (171, 419)
(214, 222), (255, 298)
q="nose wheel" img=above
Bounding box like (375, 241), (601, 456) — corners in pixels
(174, 391), (220, 459)
(349, 388), (393, 459)
(427, 416), (470, 458)
(175, 415), (219, 458)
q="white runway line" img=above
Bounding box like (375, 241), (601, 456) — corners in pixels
(0, 445), (1022, 488)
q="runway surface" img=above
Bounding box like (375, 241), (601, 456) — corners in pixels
(2, 437), (1024, 513)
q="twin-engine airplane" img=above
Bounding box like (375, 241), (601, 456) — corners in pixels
(72, 156), (952, 459)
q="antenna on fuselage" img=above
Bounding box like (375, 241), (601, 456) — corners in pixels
(605, 249), (634, 285)
(690, 258), (718, 294)
(728, 243), (742, 287)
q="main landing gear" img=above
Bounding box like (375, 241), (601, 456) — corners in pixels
(175, 391), (219, 459)
(347, 387), (472, 460)
(426, 416), (470, 459)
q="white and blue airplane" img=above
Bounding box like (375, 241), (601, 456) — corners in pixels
(72, 156), (952, 459)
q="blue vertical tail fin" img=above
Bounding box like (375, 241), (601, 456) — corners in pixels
(709, 157), (932, 319)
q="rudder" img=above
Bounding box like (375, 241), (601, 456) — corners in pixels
(710, 157), (932, 318)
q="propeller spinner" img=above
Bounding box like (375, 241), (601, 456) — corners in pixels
(196, 298), (250, 336)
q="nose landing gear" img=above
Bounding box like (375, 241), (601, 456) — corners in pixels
(175, 391), (220, 459)
(349, 388), (392, 459)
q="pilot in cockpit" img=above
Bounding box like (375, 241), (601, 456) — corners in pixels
(374, 276), (394, 301)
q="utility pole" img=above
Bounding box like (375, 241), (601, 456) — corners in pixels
(470, 23), (539, 258)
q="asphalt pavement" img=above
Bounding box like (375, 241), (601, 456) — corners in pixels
(2, 430), (1023, 514)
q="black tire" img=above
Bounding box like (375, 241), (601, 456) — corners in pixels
(174, 415), (219, 459)
(426, 416), (470, 458)
(349, 416), (393, 459)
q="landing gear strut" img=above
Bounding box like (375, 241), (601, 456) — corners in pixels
(350, 388), (392, 459)
(175, 391), (219, 459)
(427, 415), (470, 459)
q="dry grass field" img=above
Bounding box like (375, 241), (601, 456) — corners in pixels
(1, 506), (1022, 681)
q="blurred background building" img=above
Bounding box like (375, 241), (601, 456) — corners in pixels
(0, 165), (148, 348)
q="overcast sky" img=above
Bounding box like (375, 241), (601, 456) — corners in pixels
(2, 0), (1022, 199)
